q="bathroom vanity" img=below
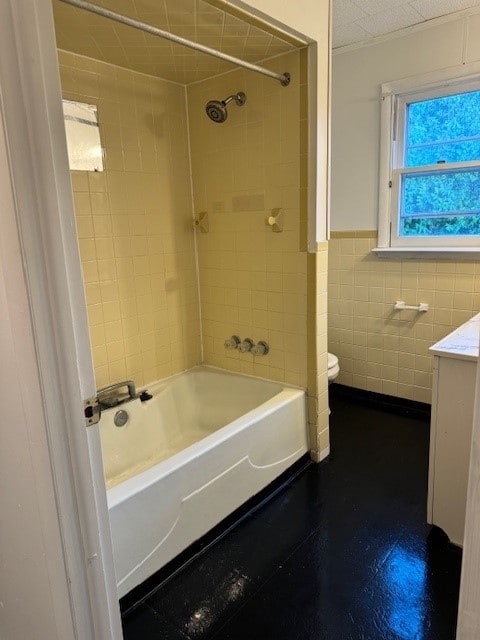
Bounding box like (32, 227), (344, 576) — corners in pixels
(428, 313), (480, 546)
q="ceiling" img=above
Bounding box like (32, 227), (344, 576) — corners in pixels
(52, 0), (298, 84)
(333, 0), (480, 48)
(53, 0), (480, 79)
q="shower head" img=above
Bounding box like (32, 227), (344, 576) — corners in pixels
(205, 92), (246, 123)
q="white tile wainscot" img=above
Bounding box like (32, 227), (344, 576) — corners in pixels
(428, 313), (480, 547)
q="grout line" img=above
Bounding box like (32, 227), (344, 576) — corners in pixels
(57, 47), (306, 89)
(57, 48), (186, 86)
(186, 48), (306, 87)
(184, 85), (204, 363)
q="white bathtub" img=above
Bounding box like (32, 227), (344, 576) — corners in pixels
(99, 366), (308, 598)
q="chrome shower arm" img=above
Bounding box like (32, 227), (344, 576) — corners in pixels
(223, 93), (246, 106)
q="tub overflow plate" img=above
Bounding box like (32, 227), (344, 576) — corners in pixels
(114, 410), (129, 427)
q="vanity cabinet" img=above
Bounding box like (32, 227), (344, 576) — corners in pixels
(428, 314), (480, 547)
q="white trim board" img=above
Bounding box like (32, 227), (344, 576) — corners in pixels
(381, 61), (480, 95)
(372, 247), (480, 260)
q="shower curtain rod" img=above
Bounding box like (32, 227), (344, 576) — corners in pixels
(58, 0), (291, 86)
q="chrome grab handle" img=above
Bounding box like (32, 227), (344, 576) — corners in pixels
(97, 380), (137, 408)
(98, 380), (136, 399)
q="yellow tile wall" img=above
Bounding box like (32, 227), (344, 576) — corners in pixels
(59, 51), (201, 388)
(59, 47), (328, 459)
(307, 247), (329, 459)
(186, 51), (309, 387)
(328, 232), (480, 403)
(187, 50), (329, 458)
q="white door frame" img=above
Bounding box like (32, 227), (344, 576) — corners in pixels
(0, 2), (121, 638)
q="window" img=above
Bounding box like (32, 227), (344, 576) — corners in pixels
(377, 72), (480, 255)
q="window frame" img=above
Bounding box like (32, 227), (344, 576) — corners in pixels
(377, 67), (480, 256)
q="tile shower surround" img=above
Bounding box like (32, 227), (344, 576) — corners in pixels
(53, 0), (297, 84)
(187, 52), (329, 454)
(60, 48), (330, 456)
(188, 52), (308, 386)
(328, 231), (480, 402)
(60, 50), (202, 388)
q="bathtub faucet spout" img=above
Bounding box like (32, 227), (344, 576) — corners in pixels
(97, 380), (137, 409)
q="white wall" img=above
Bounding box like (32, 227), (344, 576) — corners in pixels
(331, 11), (480, 231)
(0, 98), (78, 640)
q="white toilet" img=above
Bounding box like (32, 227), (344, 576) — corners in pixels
(327, 352), (339, 415)
(327, 352), (339, 384)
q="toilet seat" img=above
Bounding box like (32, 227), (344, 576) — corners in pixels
(328, 352), (338, 369)
(327, 352), (339, 381)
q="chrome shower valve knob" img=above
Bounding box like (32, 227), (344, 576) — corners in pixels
(251, 341), (269, 356)
(224, 335), (241, 349)
(238, 338), (255, 353)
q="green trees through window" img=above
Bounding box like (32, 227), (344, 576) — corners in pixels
(400, 89), (480, 237)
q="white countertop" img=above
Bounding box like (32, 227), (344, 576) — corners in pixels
(430, 312), (480, 362)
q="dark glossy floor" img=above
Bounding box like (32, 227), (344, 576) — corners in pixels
(122, 396), (462, 640)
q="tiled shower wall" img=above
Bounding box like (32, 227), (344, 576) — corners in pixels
(187, 51), (308, 386)
(328, 232), (480, 403)
(59, 51), (201, 388)
(59, 48), (329, 458)
(187, 50), (330, 456)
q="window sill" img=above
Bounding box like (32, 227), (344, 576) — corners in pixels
(372, 247), (480, 260)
